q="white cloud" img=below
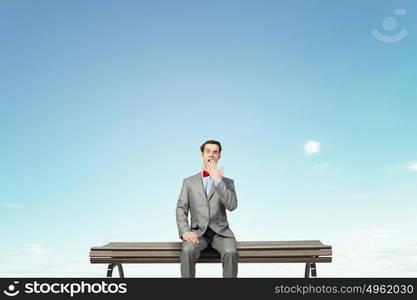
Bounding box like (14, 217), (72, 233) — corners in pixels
(304, 141), (321, 155)
(407, 162), (417, 171)
(327, 228), (417, 277)
(2, 203), (23, 208)
(340, 229), (402, 241)
(18, 244), (48, 255)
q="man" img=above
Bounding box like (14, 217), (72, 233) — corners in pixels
(176, 140), (239, 278)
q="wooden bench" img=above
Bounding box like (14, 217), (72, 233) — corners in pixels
(90, 240), (332, 278)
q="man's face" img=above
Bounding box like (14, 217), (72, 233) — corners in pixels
(201, 143), (221, 166)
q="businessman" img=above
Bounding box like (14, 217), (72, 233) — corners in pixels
(176, 140), (239, 277)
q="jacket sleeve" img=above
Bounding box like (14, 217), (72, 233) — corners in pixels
(176, 179), (191, 239)
(214, 178), (238, 211)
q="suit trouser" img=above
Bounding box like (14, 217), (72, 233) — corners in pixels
(180, 227), (239, 278)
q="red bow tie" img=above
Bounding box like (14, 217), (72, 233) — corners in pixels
(202, 170), (210, 177)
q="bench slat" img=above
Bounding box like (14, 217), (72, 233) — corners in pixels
(90, 249), (332, 258)
(90, 257), (332, 264)
(91, 240), (331, 251)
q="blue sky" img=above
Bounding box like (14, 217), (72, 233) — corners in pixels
(1, 0), (416, 277)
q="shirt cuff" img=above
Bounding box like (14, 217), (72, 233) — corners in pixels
(213, 178), (223, 186)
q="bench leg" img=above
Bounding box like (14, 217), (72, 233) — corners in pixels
(107, 263), (115, 277)
(106, 263), (125, 278)
(304, 262), (317, 278)
(117, 263), (125, 278)
(304, 263), (310, 278)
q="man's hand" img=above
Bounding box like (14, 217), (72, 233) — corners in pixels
(182, 232), (200, 244)
(207, 160), (224, 181)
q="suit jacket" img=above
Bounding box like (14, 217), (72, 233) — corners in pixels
(176, 172), (238, 240)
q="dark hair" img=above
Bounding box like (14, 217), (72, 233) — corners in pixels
(200, 140), (222, 153)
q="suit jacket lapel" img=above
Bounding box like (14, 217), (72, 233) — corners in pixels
(192, 172), (207, 201)
(207, 185), (215, 201)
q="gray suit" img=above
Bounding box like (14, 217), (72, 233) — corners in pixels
(176, 172), (239, 277)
